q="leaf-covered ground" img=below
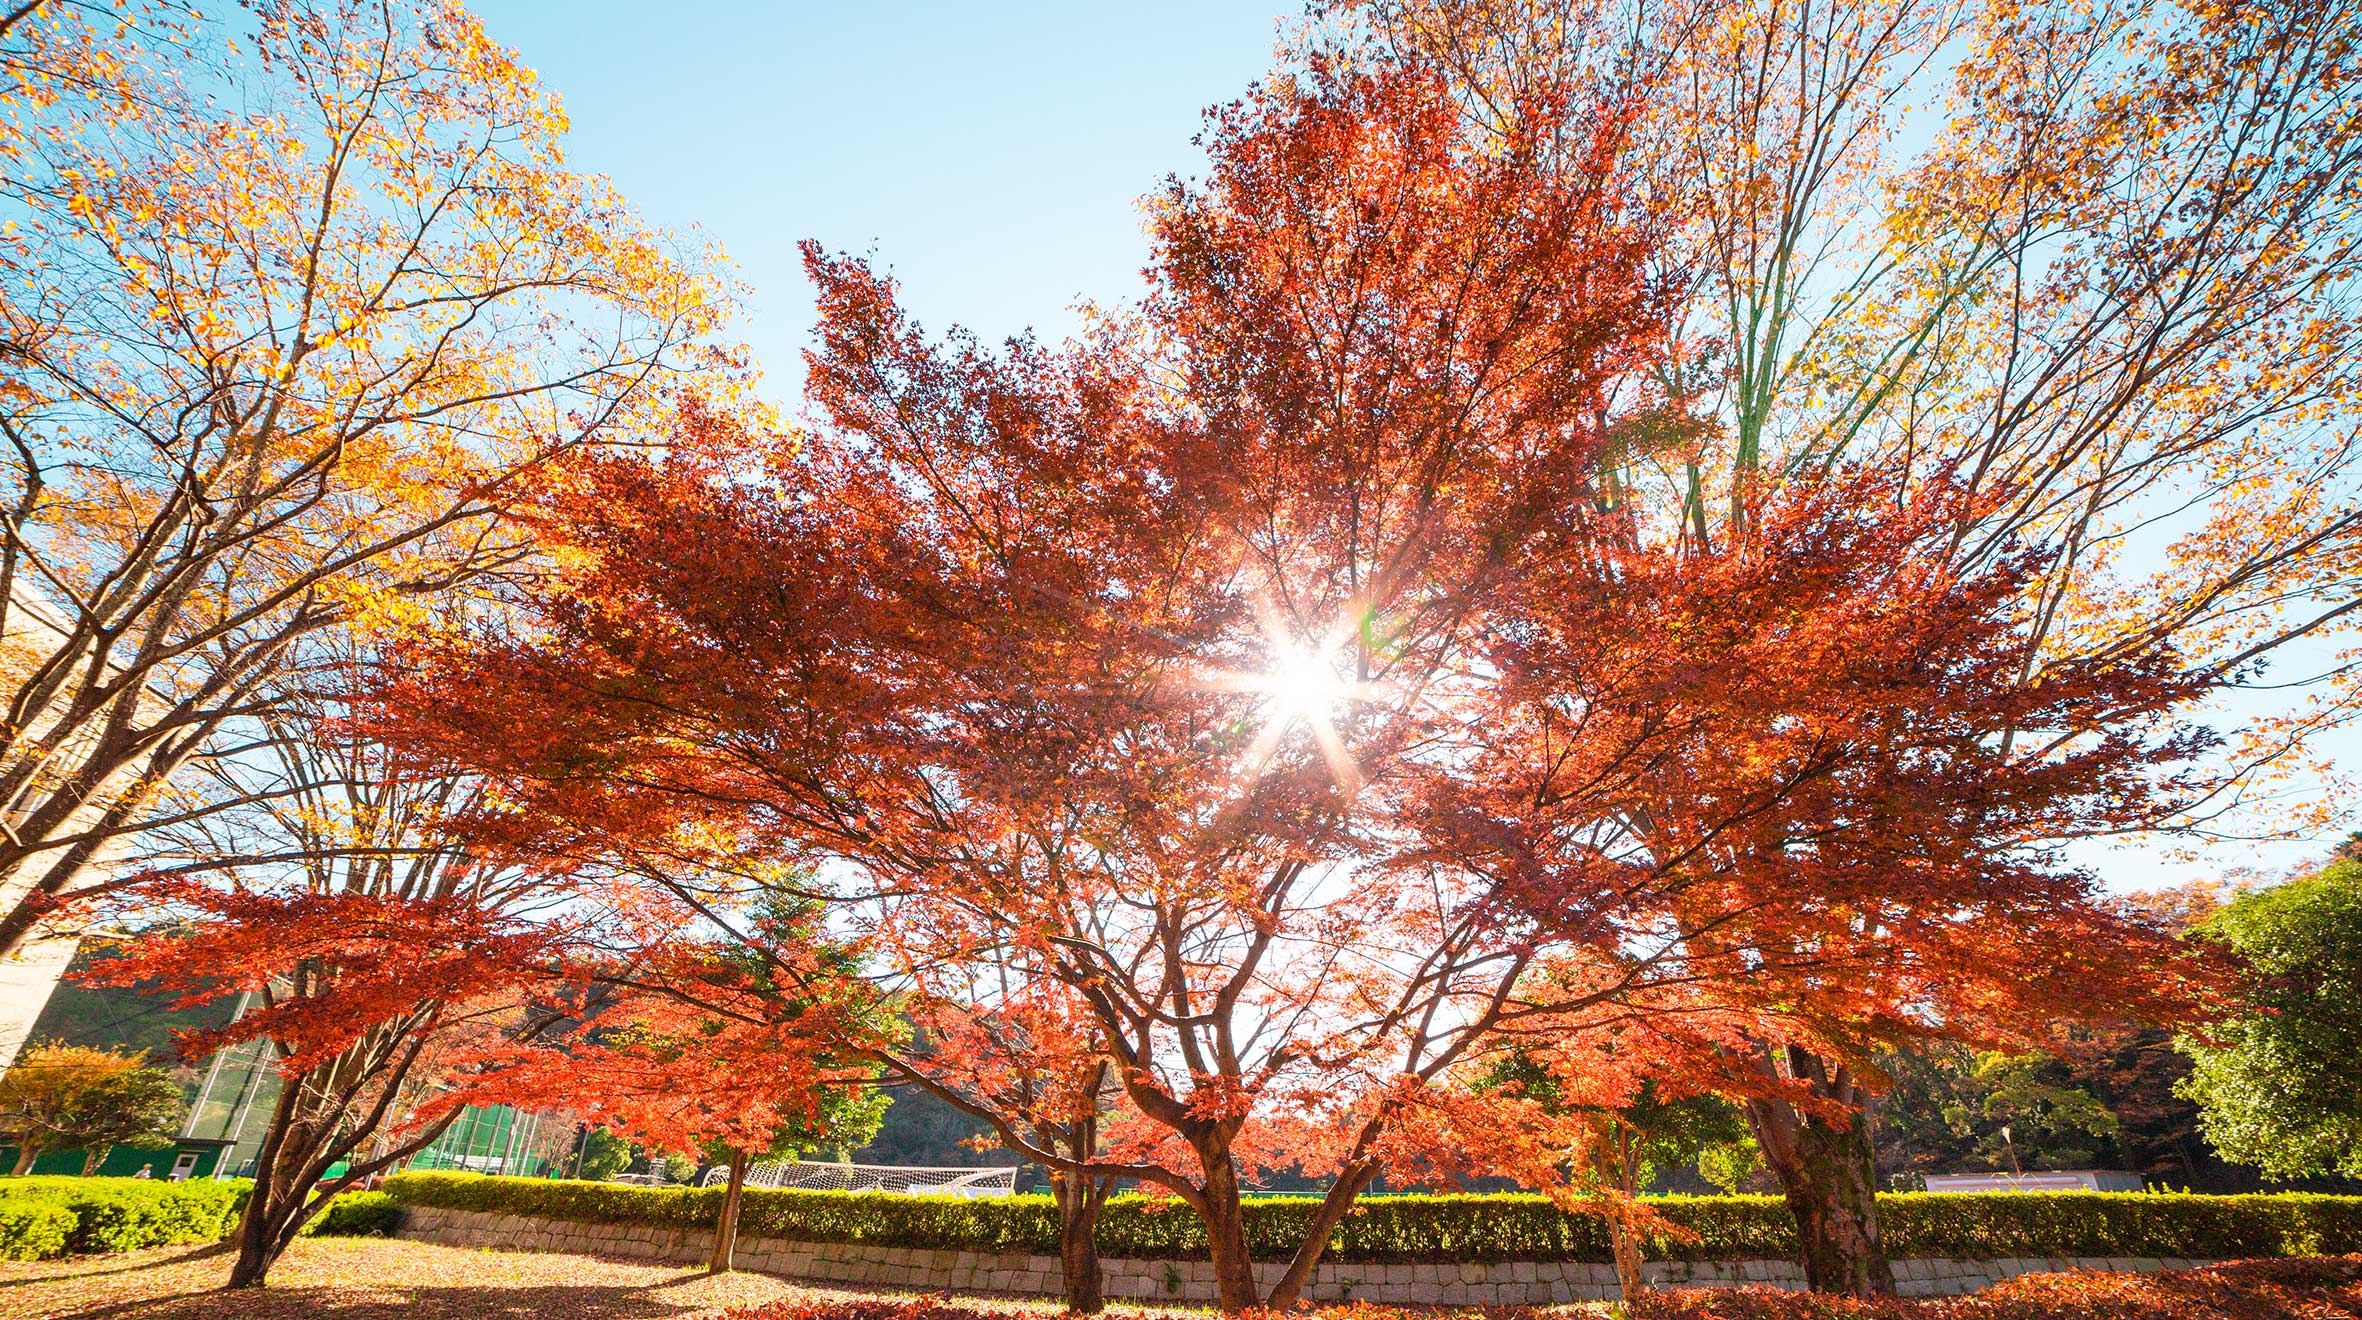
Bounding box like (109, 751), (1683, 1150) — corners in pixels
(0, 1238), (1170, 1320)
(9, 1242), (2361, 1320)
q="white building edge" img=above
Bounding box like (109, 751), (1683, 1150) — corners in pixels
(0, 584), (156, 1075)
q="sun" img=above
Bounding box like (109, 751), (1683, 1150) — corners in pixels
(1185, 595), (1385, 790)
(1234, 627), (1383, 790)
(1260, 645), (1353, 730)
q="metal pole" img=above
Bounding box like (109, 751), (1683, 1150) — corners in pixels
(496, 1108), (526, 1176)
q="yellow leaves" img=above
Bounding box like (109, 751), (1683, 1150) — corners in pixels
(0, 0), (740, 698)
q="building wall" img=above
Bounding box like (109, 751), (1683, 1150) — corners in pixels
(0, 927), (80, 1075)
(0, 589), (176, 1076)
(389, 1204), (2224, 1304)
(0, 1140), (225, 1178)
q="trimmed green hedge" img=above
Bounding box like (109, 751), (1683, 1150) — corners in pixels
(0, 1176), (249, 1258)
(379, 1173), (2362, 1264)
(308, 1189), (401, 1238)
(0, 1195), (75, 1260)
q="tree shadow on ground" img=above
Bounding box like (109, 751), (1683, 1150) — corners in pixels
(0, 1244), (229, 1290)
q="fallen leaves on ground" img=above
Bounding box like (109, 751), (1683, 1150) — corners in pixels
(0, 1237), (981, 1320)
(1621, 1255), (2362, 1319)
(9, 1241), (2361, 1320)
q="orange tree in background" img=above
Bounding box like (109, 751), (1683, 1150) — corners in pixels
(1357, 0), (2362, 1291)
(0, 0), (732, 958)
(881, 952), (1121, 1310)
(371, 46), (2218, 1313)
(0, 1042), (182, 1174)
(1445, 471), (2216, 1293)
(471, 912), (891, 1278)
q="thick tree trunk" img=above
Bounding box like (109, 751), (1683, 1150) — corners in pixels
(1745, 1048), (1894, 1297)
(1197, 1157), (1261, 1313)
(225, 1081), (307, 1289)
(709, 1151), (748, 1274)
(226, 1192), (281, 1289)
(1053, 1169), (1110, 1312)
(11, 1144), (36, 1174)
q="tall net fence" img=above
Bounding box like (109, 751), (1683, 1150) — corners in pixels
(698, 1159), (1020, 1197)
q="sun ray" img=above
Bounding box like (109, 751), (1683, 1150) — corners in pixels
(1185, 592), (1386, 791)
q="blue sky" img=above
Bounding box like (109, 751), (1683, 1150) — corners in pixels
(471, 2), (2345, 892)
(473, 1), (1297, 390)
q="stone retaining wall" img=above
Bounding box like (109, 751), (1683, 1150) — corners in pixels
(390, 1204), (2220, 1304)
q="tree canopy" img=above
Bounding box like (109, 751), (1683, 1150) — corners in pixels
(2180, 862), (2362, 1181)
(0, 1043), (182, 1175)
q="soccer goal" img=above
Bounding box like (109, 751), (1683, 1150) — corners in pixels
(698, 1158), (1020, 1197)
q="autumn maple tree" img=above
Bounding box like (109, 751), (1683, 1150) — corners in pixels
(870, 956), (1122, 1309)
(1356, 0), (2362, 1291)
(478, 901), (892, 1276)
(1435, 471), (2220, 1292)
(0, 0), (730, 966)
(0, 1042), (183, 1174)
(84, 658), (611, 1288)
(376, 56), (1705, 1313)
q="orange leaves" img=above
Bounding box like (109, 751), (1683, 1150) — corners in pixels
(353, 9), (2268, 1307)
(84, 873), (580, 1078)
(1447, 469), (2225, 1069)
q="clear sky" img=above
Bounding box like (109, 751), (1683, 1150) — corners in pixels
(471, 2), (2345, 893)
(472, 1), (1297, 390)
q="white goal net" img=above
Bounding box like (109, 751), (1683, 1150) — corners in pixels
(698, 1159), (1020, 1197)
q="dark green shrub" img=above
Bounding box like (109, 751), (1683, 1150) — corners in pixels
(0, 1175), (248, 1257)
(306, 1189), (402, 1238)
(379, 1174), (2362, 1264)
(1876, 1191), (2362, 1261)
